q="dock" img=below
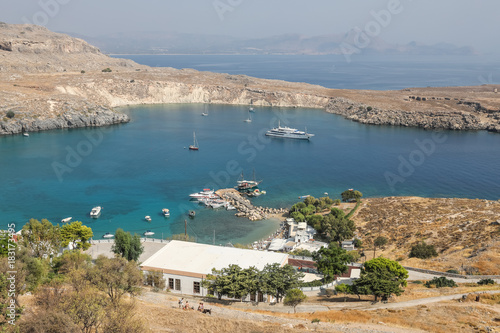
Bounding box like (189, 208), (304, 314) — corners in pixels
(216, 188), (286, 221)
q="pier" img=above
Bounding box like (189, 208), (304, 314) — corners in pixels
(216, 188), (287, 221)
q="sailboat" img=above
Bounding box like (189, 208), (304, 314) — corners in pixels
(236, 169), (262, 190)
(201, 105), (209, 116)
(243, 111), (252, 123)
(189, 132), (199, 150)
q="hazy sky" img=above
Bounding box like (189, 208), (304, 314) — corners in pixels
(1, 0), (499, 53)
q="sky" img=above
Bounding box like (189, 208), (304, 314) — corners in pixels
(1, 0), (499, 53)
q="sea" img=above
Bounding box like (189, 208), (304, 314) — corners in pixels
(1, 54), (499, 244)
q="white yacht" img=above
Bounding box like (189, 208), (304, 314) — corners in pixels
(103, 232), (114, 239)
(61, 217), (72, 223)
(265, 121), (314, 140)
(145, 216), (152, 222)
(90, 206), (101, 218)
(144, 230), (155, 236)
(162, 208), (170, 217)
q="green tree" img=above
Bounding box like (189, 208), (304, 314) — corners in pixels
(261, 264), (304, 303)
(6, 110), (15, 119)
(373, 236), (388, 258)
(303, 196), (319, 207)
(289, 202), (306, 214)
(353, 238), (363, 249)
(321, 215), (356, 244)
(424, 277), (457, 288)
(306, 214), (324, 231)
(290, 211), (305, 222)
(88, 256), (143, 304)
(112, 229), (144, 262)
(341, 189), (363, 202)
(60, 221), (93, 251)
(330, 207), (345, 219)
(53, 250), (92, 275)
(300, 204), (316, 216)
(290, 248), (313, 257)
(21, 218), (61, 258)
(63, 286), (108, 333)
(202, 264), (255, 301)
(283, 288), (307, 313)
(335, 283), (354, 302)
(145, 270), (166, 291)
(25, 257), (49, 291)
(313, 244), (352, 281)
(409, 242), (438, 259)
(0, 231), (12, 257)
(353, 257), (408, 301)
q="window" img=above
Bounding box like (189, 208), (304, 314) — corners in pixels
(168, 278), (174, 290)
(175, 279), (181, 291)
(193, 281), (200, 294)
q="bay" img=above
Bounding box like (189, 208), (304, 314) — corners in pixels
(1, 104), (499, 244)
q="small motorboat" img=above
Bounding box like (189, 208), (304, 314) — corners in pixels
(103, 232), (114, 239)
(90, 206), (102, 218)
(189, 210), (196, 218)
(144, 230), (155, 236)
(249, 107), (255, 113)
(162, 208), (170, 217)
(23, 133), (29, 137)
(298, 195), (311, 199)
(225, 204), (236, 211)
(61, 217), (72, 223)
(145, 216), (152, 222)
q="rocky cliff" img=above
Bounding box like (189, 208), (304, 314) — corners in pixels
(1, 23), (499, 136)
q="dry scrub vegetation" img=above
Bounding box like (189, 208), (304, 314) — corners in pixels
(353, 197), (500, 274)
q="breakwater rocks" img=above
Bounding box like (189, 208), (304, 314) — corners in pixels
(325, 97), (500, 132)
(217, 189), (286, 221)
(0, 107), (129, 135)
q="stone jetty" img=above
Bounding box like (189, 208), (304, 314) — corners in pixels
(216, 189), (287, 221)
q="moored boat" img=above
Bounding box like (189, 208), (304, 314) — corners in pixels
(144, 230), (154, 236)
(145, 215), (152, 222)
(236, 170), (262, 191)
(265, 121), (314, 140)
(162, 208), (170, 217)
(103, 232), (114, 239)
(61, 217), (72, 223)
(189, 210), (196, 217)
(189, 131), (199, 150)
(90, 206), (101, 218)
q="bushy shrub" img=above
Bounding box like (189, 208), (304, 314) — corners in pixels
(411, 280), (423, 284)
(424, 276), (457, 288)
(102, 67), (112, 72)
(446, 269), (460, 274)
(6, 110), (15, 118)
(409, 242), (438, 259)
(477, 278), (495, 286)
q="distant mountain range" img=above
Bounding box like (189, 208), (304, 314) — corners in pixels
(66, 30), (477, 56)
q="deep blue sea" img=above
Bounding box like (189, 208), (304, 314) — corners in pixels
(2, 55), (500, 244)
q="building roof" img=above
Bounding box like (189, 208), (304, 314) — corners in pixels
(268, 238), (287, 251)
(141, 240), (288, 277)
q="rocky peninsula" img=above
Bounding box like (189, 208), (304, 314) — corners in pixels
(1, 23), (500, 135)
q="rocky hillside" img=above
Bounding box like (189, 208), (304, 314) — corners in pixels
(1, 23), (500, 135)
(353, 197), (500, 275)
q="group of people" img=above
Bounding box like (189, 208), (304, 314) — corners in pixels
(178, 298), (206, 312)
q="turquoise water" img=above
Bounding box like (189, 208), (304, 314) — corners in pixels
(1, 104), (500, 243)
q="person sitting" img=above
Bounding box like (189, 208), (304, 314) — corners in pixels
(183, 300), (190, 310)
(197, 302), (204, 312)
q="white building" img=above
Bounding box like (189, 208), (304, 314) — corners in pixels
(140, 240), (288, 298)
